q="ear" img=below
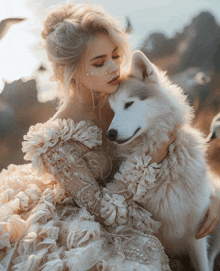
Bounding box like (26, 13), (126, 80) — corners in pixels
(130, 50), (157, 82)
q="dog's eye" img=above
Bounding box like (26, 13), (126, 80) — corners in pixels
(124, 101), (134, 109)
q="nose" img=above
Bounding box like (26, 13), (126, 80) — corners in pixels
(108, 60), (119, 74)
(106, 129), (118, 141)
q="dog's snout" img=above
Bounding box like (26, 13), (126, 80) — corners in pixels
(106, 129), (118, 141)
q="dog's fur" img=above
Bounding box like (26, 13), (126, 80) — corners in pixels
(107, 50), (220, 271)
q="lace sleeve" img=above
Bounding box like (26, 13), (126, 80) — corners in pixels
(22, 119), (127, 225)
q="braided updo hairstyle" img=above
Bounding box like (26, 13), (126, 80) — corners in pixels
(41, 3), (130, 108)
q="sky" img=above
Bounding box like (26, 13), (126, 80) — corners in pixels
(0, 0), (220, 99)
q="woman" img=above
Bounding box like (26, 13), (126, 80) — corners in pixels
(0, 3), (219, 270)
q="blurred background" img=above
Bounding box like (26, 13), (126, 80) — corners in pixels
(1, 0), (220, 172)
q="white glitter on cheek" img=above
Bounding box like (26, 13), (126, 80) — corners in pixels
(89, 68), (108, 77)
(90, 70), (101, 76)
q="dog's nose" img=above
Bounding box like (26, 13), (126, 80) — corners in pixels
(106, 129), (118, 141)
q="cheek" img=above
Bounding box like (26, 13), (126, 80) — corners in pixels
(89, 76), (105, 86)
(84, 73), (107, 90)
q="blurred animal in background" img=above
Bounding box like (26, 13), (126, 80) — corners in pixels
(206, 113), (220, 178)
(0, 18), (26, 40)
(172, 67), (212, 115)
(207, 112), (220, 142)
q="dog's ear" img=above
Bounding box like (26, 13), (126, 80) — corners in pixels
(130, 50), (157, 82)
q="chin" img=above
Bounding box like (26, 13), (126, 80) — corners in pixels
(95, 84), (119, 94)
(107, 85), (119, 94)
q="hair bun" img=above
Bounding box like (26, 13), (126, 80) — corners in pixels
(41, 4), (75, 39)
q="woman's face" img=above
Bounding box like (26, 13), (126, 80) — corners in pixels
(79, 33), (122, 94)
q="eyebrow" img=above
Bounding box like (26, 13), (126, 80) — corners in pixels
(90, 47), (118, 62)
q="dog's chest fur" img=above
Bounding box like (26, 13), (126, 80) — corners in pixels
(119, 126), (212, 250)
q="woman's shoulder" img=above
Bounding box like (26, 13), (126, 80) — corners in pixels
(52, 99), (98, 123)
(52, 100), (82, 121)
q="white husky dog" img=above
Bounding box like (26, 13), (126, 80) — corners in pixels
(107, 50), (220, 271)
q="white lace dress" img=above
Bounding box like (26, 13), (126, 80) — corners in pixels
(0, 118), (171, 271)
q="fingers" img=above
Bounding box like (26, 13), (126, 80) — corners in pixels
(195, 211), (209, 239)
(150, 132), (176, 164)
(196, 220), (218, 239)
(195, 193), (220, 239)
(195, 210), (219, 239)
(168, 133), (176, 144)
(196, 219), (218, 239)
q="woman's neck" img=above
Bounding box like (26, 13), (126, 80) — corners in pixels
(74, 83), (101, 108)
(61, 84), (114, 135)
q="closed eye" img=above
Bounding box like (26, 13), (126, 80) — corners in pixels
(112, 55), (121, 59)
(93, 63), (104, 67)
(124, 101), (134, 109)
(93, 60), (104, 67)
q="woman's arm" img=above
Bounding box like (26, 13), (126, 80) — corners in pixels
(22, 119), (130, 227)
(41, 139), (117, 219)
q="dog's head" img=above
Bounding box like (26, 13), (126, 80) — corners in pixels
(107, 50), (193, 145)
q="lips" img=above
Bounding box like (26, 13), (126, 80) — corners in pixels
(108, 76), (120, 85)
(116, 127), (141, 144)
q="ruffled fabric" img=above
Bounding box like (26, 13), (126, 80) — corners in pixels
(64, 208), (101, 249)
(0, 163), (66, 270)
(127, 202), (161, 235)
(22, 119), (102, 174)
(0, 162), (103, 270)
(114, 155), (161, 203)
(100, 192), (128, 227)
(104, 154), (162, 235)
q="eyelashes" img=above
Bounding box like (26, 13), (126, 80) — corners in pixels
(93, 55), (121, 68)
(112, 55), (121, 59)
(93, 62), (104, 67)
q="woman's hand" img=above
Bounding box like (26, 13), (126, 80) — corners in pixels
(195, 193), (220, 239)
(150, 132), (176, 164)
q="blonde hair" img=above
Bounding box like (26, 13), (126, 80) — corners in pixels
(41, 3), (130, 108)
